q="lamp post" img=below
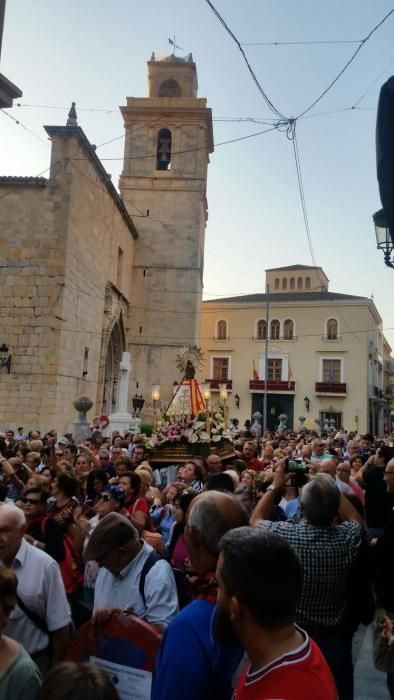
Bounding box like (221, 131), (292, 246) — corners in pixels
(373, 209), (394, 269)
(151, 385), (160, 431)
(201, 383), (211, 436)
(263, 284), (270, 432)
(219, 382), (229, 427)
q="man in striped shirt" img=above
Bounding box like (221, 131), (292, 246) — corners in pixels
(216, 527), (337, 700)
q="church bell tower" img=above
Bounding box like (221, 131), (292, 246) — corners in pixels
(120, 53), (213, 405)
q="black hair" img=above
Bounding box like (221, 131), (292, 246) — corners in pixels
(219, 527), (302, 629)
(86, 469), (109, 499)
(56, 471), (78, 498)
(377, 446), (394, 466)
(24, 486), (50, 504)
(206, 472), (235, 493)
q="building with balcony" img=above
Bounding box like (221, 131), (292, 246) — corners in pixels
(200, 264), (388, 434)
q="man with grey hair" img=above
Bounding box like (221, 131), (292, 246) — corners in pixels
(84, 512), (178, 630)
(0, 503), (71, 674)
(251, 465), (364, 700)
(152, 490), (249, 700)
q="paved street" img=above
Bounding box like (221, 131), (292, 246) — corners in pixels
(354, 625), (389, 700)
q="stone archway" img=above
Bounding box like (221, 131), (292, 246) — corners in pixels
(101, 317), (125, 415)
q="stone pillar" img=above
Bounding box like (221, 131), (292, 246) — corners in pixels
(71, 396), (93, 444)
(251, 411), (262, 440)
(104, 352), (134, 436)
(298, 416), (306, 433)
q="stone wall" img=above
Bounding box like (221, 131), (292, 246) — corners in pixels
(0, 128), (136, 433)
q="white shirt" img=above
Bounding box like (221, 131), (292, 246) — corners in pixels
(93, 541), (178, 628)
(3, 538), (71, 654)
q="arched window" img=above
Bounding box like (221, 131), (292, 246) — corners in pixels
(290, 277), (295, 289)
(274, 278), (280, 290)
(297, 277), (303, 289)
(216, 319), (228, 340)
(283, 319), (294, 340)
(159, 79), (181, 97)
(156, 128), (172, 170)
(256, 319), (266, 340)
(282, 278), (287, 290)
(270, 319), (280, 340)
(305, 277), (311, 289)
(326, 318), (338, 340)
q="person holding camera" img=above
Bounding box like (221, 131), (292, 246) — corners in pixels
(251, 461), (364, 700)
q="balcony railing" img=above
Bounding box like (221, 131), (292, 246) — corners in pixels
(205, 379), (232, 390)
(249, 380), (295, 391)
(315, 382), (347, 395)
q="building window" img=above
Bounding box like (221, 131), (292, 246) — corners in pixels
(156, 128), (172, 170)
(322, 359), (341, 383)
(116, 247), (123, 289)
(290, 277), (295, 289)
(282, 278), (287, 290)
(274, 278), (280, 290)
(283, 319), (294, 340)
(213, 357), (229, 380)
(159, 79), (181, 97)
(256, 319), (266, 340)
(270, 319), (280, 340)
(268, 358), (282, 381)
(305, 276), (311, 289)
(216, 319), (228, 340)
(297, 277), (303, 289)
(326, 318), (338, 340)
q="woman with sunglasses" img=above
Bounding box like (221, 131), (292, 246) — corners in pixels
(22, 485), (65, 563)
(0, 568), (42, 700)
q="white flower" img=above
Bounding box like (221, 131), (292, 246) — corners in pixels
(200, 431), (210, 441)
(211, 428), (218, 434)
(212, 434), (222, 442)
(194, 421), (205, 431)
(189, 433), (199, 443)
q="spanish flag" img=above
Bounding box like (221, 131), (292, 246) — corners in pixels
(253, 358), (259, 381)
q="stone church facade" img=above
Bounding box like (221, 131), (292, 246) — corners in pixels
(0, 54), (213, 432)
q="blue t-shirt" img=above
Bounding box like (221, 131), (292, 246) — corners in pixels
(151, 599), (243, 700)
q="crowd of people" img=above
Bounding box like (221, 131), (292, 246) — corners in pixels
(0, 422), (394, 700)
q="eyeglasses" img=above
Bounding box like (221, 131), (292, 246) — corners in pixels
(55, 452), (63, 457)
(21, 498), (42, 505)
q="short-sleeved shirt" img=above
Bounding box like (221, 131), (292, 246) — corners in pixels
(152, 599), (243, 700)
(257, 518), (362, 627)
(93, 541), (178, 628)
(233, 628), (337, 700)
(3, 538), (71, 654)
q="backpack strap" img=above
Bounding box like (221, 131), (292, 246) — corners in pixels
(138, 550), (162, 608)
(15, 592), (48, 634)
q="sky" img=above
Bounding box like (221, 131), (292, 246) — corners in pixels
(1, 0), (394, 347)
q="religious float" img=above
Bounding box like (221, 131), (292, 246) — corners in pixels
(146, 346), (235, 464)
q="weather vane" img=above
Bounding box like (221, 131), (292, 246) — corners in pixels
(168, 36), (184, 55)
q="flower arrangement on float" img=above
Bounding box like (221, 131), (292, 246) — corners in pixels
(146, 345), (235, 463)
(146, 412), (232, 450)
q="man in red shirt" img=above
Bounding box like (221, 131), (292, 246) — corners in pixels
(215, 527), (337, 700)
(241, 441), (262, 472)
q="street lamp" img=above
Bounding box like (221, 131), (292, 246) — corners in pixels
(151, 385), (160, 430)
(373, 209), (394, 269)
(0, 344), (11, 373)
(132, 393), (145, 415)
(201, 383), (211, 435)
(219, 382), (229, 427)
